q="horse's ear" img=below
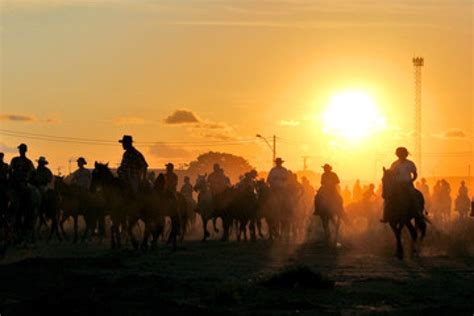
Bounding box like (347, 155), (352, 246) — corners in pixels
(95, 161), (98, 168)
(105, 162), (109, 167)
(383, 167), (386, 172)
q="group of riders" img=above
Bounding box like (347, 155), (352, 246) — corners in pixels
(0, 135), (472, 255)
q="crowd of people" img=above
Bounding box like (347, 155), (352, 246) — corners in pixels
(0, 135), (472, 253)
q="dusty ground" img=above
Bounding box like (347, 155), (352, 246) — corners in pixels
(1, 221), (473, 315)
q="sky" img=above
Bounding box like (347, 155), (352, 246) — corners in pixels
(0, 0), (472, 183)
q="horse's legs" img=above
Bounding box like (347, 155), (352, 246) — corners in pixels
(221, 217), (230, 242)
(406, 221), (418, 256)
(59, 215), (68, 240)
(321, 216), (330, 246)
(73, 214), (79, 243)
(212, 217), (219, 233)
(110, 224), (116, 249)
(390, 222), (404, 259)
(256, 218), (264, 239)
(128, 218), (139, 250)
(201, 216), (210, 242)
(333, 215), (341, 247)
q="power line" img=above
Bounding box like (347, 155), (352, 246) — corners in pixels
(0, 129), (259, 147)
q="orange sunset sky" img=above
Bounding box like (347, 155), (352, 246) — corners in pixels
(0, 0), (472, 182)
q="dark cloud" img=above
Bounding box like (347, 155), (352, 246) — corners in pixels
(0, 114), (35, 122)
(435, 129), (467, 139)
(0, 143), (18, 154)
(163, 110), (200, 125)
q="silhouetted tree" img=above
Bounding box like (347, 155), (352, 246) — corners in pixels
(186, 151), (253, 184)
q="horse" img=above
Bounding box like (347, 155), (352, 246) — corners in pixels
(194, 174), (218, 241)
(7, 181), (42, 245)
(314, 185), (344, 247)
(56, 177), (106, 243)
(91, 162), (140, 249)
(455, 192), (471, 219)
(36, 183), (62, 242)
(382, 168), (427, 259)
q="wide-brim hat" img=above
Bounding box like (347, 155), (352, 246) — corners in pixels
(322, 163), (332, 170)
(17, 143), (27, 150)
(118, 135), (133, 144)
(165, 162), (174, 168)
(77, 157), (87, 165)
(37, 156), (48, 165)
(275, 157), (284, 163)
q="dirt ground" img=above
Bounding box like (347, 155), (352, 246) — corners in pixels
(1, 220), (473, 315)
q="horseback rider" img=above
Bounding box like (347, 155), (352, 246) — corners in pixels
(267, 158), (289, 191)
(117, 135), (148, 196)
(381, 147), (419, 222)
(31, 156), (53, 192)
(238, 170), (258, 194)
(180, 176), (193, 200)
(9, 144), (35, 190)
(164, 163), (178, 197)
(314, 164), (344, 216)
(458, 180), (468, 197)
(70, 157), (91, 191)
(207, 163), (231, 196)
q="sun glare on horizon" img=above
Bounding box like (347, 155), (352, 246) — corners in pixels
(322, 90), (386, 143)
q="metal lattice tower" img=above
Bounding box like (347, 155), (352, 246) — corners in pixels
(413, 57), (424, 175)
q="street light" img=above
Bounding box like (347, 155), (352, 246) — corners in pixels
(256, 134), (276, 165)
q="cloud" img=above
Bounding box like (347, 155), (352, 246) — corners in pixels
(280, 120), (300, 127)
(434, 129), (467, 139)
(149, 143), (192, 159)
(163, 109), (200, 125)
(163, 109), (236, 140)
(114, 116), (146, 126)
(0, 143), (18, 154)
(0, 113), (35, 122)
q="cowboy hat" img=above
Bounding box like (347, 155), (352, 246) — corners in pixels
(77, 157), (87, 165)
(37, 156), (48, 165)
(118, 135), (133, 144)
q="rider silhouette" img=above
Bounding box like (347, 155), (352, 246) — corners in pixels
(117, 135), (148, 196)
(381, 147), (418, 222)
(267, 158), (289, 191)
(164, 163), (178, 197)
(207, 163), (230, 196)
(32, 156), (53, 190)
(180, 176), (193, 200)
(10, 144), (35, 189)
(70, 157), (91, 190)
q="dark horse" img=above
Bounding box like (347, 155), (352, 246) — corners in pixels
(314, 186), (344, 247)
(382, 168), (427, 259)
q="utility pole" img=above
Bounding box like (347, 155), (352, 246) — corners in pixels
(273, 135), (276, 164)
(413, 56), (424, 175)
(257, 134), (277, 165)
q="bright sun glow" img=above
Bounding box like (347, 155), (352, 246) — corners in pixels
(322, 90), (386, 142)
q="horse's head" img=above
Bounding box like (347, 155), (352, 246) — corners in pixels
(381, 167), (396, 199)
(194, 174), (208, 192)
(91, 162), (114, 191)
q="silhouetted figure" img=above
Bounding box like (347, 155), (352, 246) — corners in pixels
(180, 176), (193, 200)
(9, 143), (35, 188)
(416, 178), (431, 212)
(0, 153), (9, 215)
(381, 147), (418, 222)
(267, 158), (289, 191)
(70, 157), (91, 190)
(207, 163), (231, 196)
(32, 156), (53, 190)
(237, 170), (258, 193)
(164, 163), (178, 196)
(353, 179), (362, 202)
(455, 181), (470, 219)
(117, 135), (148, 196)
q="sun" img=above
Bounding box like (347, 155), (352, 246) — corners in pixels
(322, 90), (386, 142)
